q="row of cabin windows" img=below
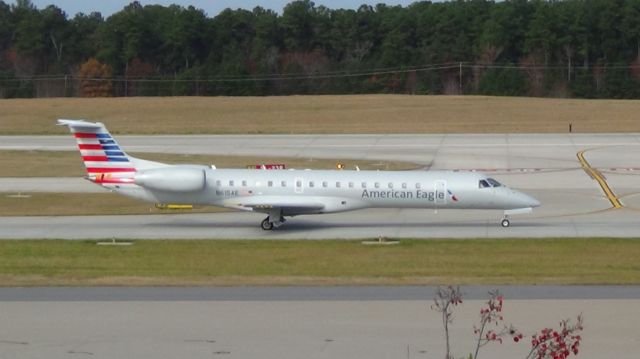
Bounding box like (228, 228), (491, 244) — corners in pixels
(216, 179), (502, 190)
(215, 179), (423, 189)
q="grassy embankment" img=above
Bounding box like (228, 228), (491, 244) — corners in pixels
(0, 238), (638, 286)
(2, 95), (640, 134)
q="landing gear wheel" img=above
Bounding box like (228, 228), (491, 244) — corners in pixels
(261, 217), (273, 230)
(501, 219), (510, 228)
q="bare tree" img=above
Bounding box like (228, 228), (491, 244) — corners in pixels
(431, 286), (463, 359)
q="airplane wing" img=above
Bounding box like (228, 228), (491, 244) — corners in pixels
(243, 202), (325, 216)
(233, 196), (326, 216)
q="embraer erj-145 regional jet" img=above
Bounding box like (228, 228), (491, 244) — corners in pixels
(58, 119), (540, 230)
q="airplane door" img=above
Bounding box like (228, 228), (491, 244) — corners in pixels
(435, 180), (447, 206)
(294, 177), (304, 194)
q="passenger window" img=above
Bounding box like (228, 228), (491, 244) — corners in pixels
(281, 180), (287, 187)
(416, 183), (421, 189)
(229, 180), (234, 187)
(242, 180), (247, 187)
(479, 180), (490, 188)
(322, 181), (328, 188)
(296, 180), (302, 187)
(361, 182), (367, 188)
(268, 181), (273, 187)
(336, 182), (341, 188)
(348, 182), (354, 188)
(216, 180), (221, 187)
(309, 181), (315, 188)
(374, 182), (380, 189)
(402, 183), (407, 189)
(388, 182), (393, 189)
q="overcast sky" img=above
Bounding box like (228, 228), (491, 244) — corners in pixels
(7, 1), (418, 17)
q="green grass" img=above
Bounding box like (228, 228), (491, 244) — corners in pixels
(0, 238), (638, 286)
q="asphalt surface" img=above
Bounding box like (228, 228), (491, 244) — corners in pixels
(1, 285), (639, 301)
(2, 134), (640, 238)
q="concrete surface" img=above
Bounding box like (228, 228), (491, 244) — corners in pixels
(0, 286), (637, 359)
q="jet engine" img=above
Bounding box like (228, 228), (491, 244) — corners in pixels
(134, 167), (206, 192)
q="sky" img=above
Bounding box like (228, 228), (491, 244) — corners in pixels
(7, 0), (418, 17)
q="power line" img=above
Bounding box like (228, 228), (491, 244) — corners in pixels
(2, 62), (638, 84)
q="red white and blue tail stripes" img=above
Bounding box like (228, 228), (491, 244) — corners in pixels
(58, 119), (135, 184)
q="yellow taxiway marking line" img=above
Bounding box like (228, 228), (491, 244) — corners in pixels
(577, 150), (623, 209)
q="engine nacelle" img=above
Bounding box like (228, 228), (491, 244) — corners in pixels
(134, 167), (206, 192)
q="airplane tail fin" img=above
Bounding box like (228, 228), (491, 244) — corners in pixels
(57, 119), (166, 184)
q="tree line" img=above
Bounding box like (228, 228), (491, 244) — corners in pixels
(1, 0), (640, 98)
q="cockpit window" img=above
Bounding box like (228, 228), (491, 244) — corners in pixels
(479, 180), (490, 188)
(487, 178), (502, 187)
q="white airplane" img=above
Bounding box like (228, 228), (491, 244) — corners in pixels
(58, 119), (540, 230)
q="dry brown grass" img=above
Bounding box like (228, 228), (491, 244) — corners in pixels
(0, 150), (419, 177)
(2, 95), (639, 134)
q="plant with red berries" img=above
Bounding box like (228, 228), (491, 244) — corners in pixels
(526, 315), (583, 359)
(431, 286), (463, 359)
(431, 287), (584, 359)
(472, 290), (523, 359)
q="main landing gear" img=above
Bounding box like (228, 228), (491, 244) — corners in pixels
(261, 216), (285, 230)
(261, 217), (273, 230)
(501, 218), (510, 228)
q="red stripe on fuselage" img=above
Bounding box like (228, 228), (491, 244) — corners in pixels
(93, 178), (135, 184)
(74, 133), (98, 138)
(86, 167), (136, 173)
(78, 144), (103, 150)
(82, 156), (108, 161)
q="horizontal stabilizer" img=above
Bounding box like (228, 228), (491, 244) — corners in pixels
(57, 119), (104, 129)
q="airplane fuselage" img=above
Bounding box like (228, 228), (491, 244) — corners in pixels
(111, 167), (539, 215)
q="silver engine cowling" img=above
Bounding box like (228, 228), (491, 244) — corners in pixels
(134, 167), (206, 192)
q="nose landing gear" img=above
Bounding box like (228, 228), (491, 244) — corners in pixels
(501, 218), (510, 228)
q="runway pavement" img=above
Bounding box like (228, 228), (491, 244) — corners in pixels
(1, 134), (640, 238)
(1, 286), (638, 359)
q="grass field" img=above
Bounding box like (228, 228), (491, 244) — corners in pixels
(0, 150), (419, 177)
(2, 95), (640, 135)
(0, 238), (638, 286)
(0, 193), (227, 216)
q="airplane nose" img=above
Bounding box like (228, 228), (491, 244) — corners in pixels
(517, 191), (540, 208)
